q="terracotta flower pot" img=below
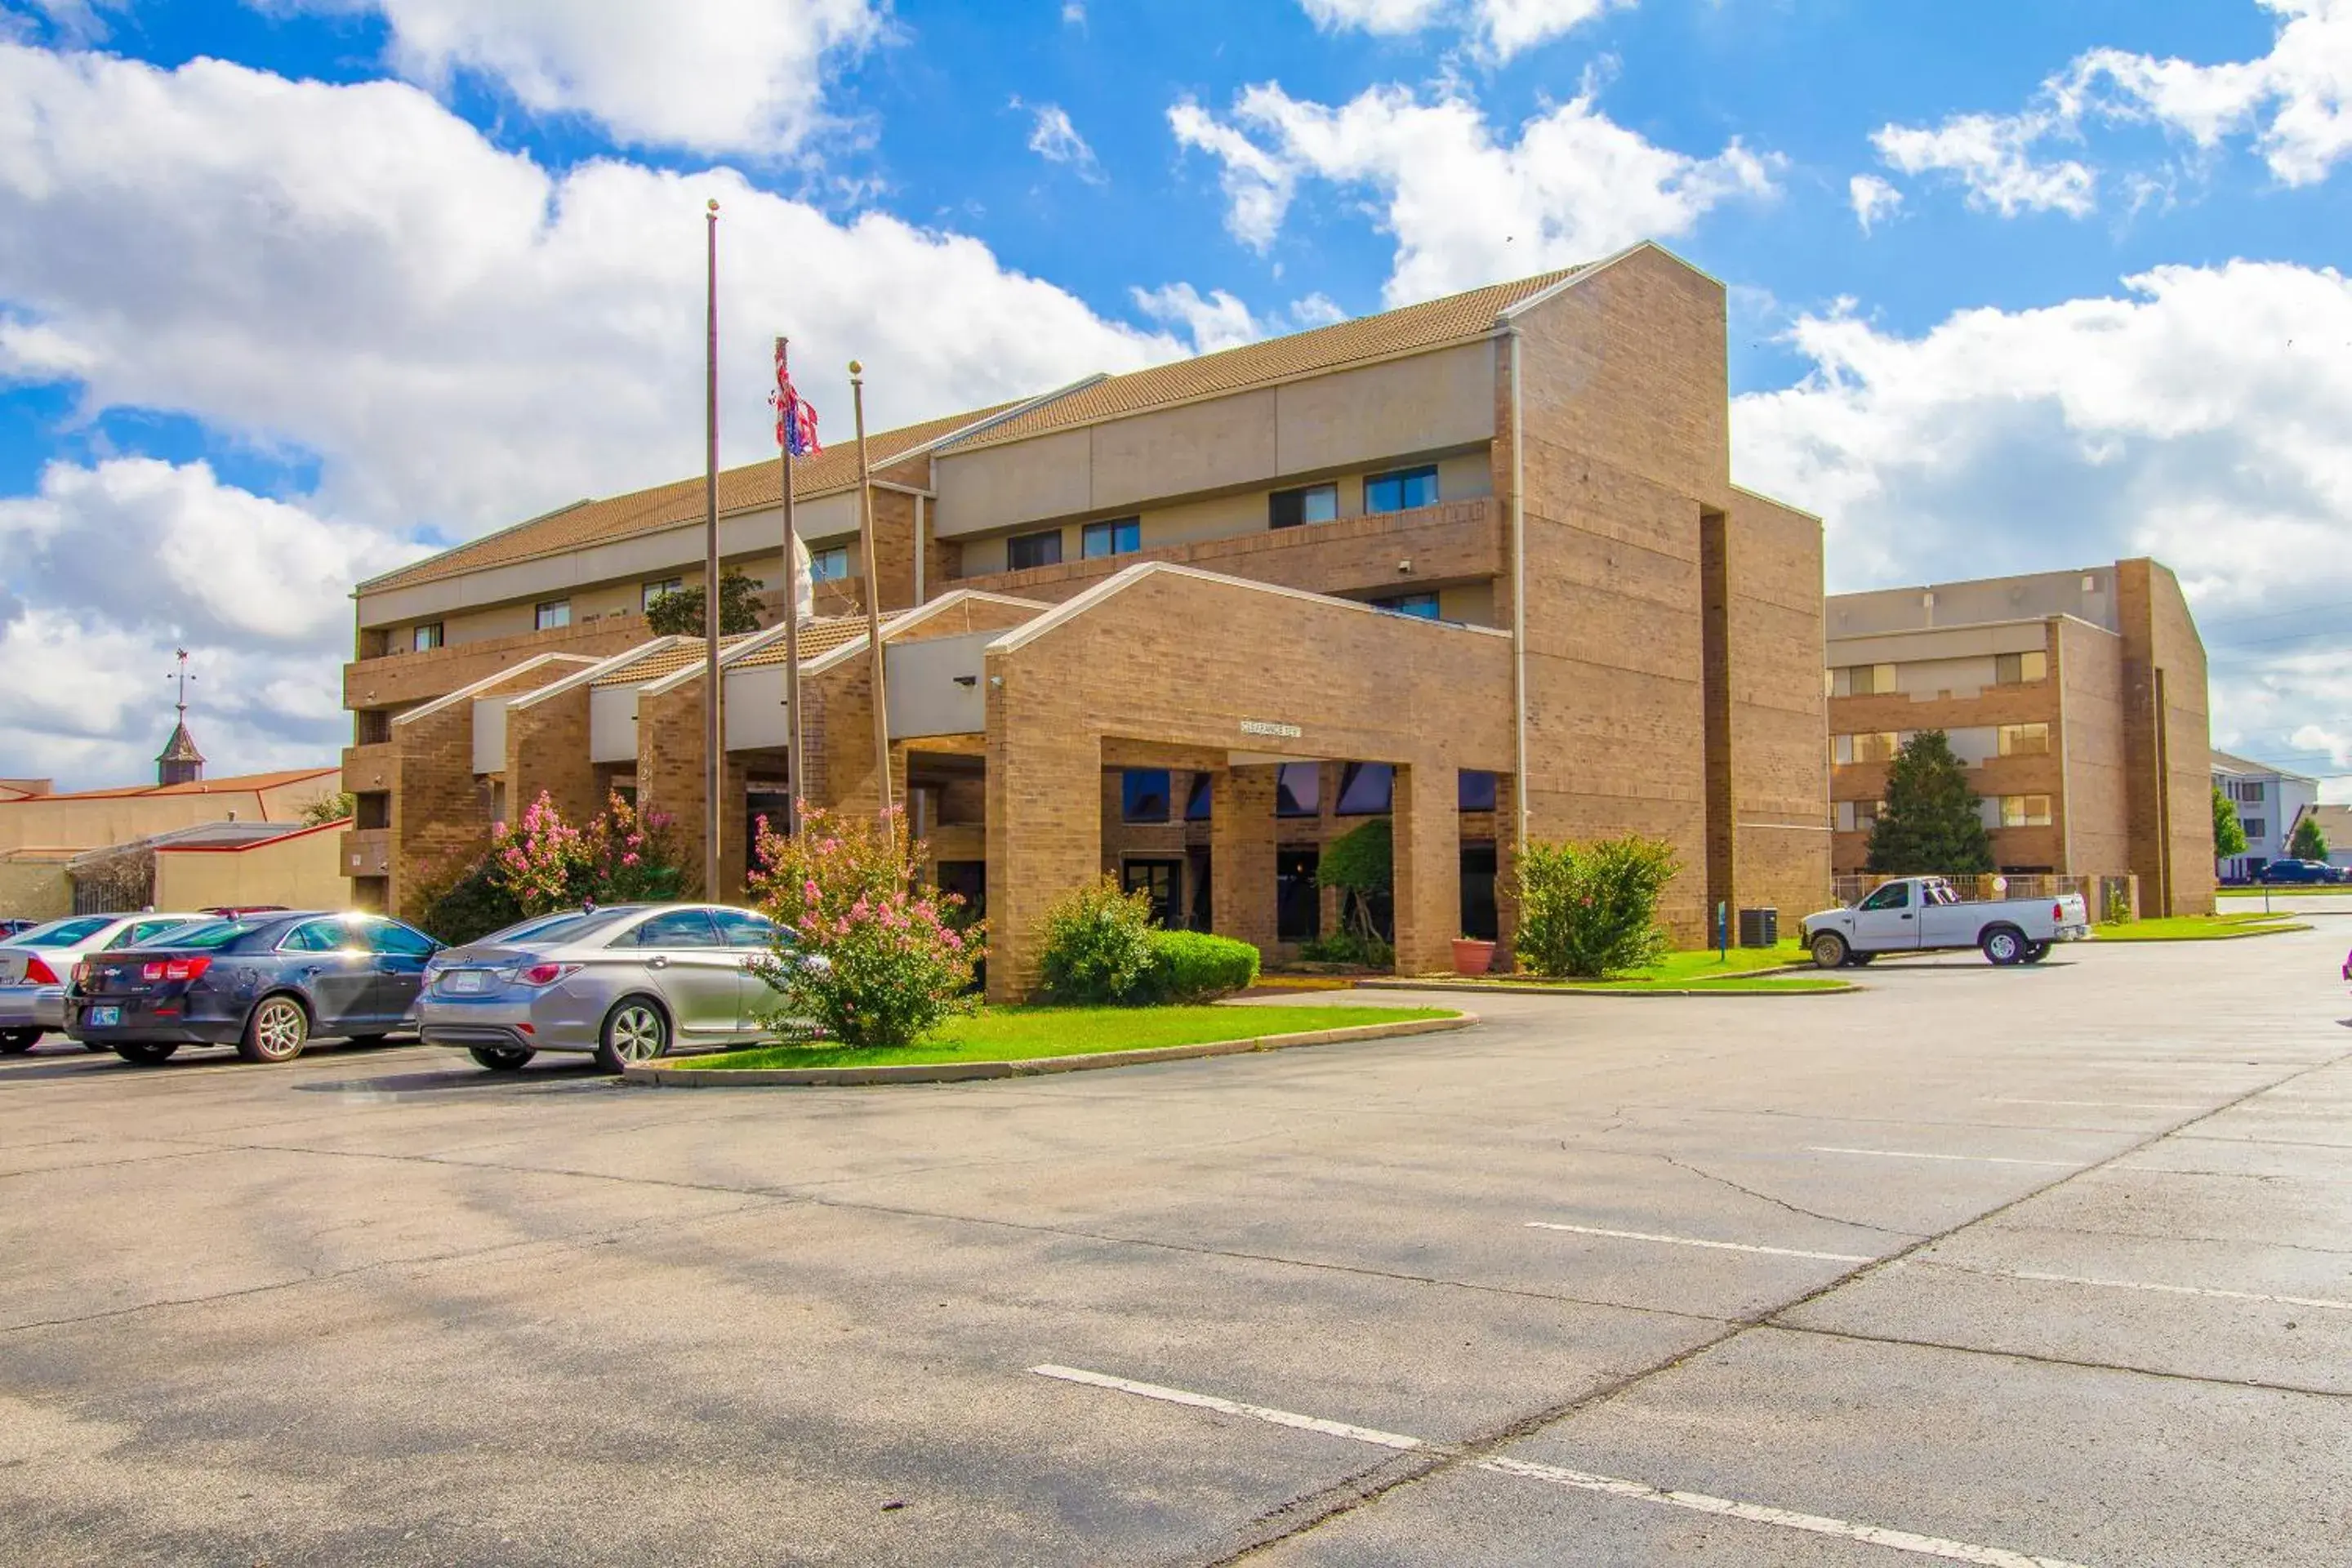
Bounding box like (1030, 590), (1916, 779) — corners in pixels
(1451, 938), (1495, 976)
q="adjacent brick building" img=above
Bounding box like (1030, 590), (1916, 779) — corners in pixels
(343, 242), (1831, 995)
(1824, 559), (2214, 916)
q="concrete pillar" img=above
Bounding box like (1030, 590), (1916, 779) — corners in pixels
(984, 729), (1101, 1004)
(1211, 765), (1279, 957)
(1392, 760), (1462, 978)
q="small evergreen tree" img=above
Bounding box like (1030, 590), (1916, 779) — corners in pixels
(2288, 812), (2329, 862)
(2212, 786), (2248, 861)
(644, 568), (763, 636)
(1865, 730), (1994, 875)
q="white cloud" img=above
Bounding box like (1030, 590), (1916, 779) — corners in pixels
(1873, 0), (2352, 217)
(1870, 110), (2096, 217)
(1061, 1), (1085, 24)
(0, 43), (1198, 781)
(1171, 80), (1778, 305)
(1732, 259), (2352, 774)
(1298, 0), (1630, 60)
(264, 0), (887, 155)
(1848, 173), (1903, 234)
(1129, 284), (1352, 354)
(1021, 100), (1105, 181)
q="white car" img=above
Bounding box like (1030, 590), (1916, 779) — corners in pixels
(1802, 876), (2091, 969)
(0, 911), (212, 1052)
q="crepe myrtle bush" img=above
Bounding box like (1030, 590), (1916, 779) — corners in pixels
(487, 791), (688, 915)
(1513, 834), (1682, 979)
(747, 803), (982, 1049)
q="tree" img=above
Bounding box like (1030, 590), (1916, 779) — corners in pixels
(644, 568), (763, 637)
(1514, 834), (1680, 978)
(299, 790), (355, 826)
(1865, 730), (1994, 875)
(2289, 811), (2329, 862)
(2212, 786), (2248, 861)
(1316, 818), (1392, 942)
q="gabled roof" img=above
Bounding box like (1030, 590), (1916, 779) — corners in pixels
(359, 402), (1018, 597)
(939, 269), (1578, 453)
(2213, 750), (2317, 782)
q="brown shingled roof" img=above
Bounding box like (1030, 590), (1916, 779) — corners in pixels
(729, 617), (871, 669)
(940, 269), (1578, 452)
(587, 617), (868, 687)
(364, 403), (1016, 595)
(590, 633), (760, 688)
(364, 265), (1581, 599)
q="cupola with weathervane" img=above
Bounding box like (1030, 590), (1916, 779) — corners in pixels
(157, 648), (205, 787)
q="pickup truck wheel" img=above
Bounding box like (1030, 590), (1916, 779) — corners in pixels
(1810, 932), (1850, 969)
(2021, 941), (2051, 964)
(1980, 926), (2026, 966)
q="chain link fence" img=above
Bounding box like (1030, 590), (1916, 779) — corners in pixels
(1829, 872), (2139, 922)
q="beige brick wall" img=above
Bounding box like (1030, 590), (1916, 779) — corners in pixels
(2118, 558), (2214, 915)
(2056, 615), (2132, 883)
(1717, 490), (1831, 922)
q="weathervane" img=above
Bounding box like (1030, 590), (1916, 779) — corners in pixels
(167, 648), (195, 720)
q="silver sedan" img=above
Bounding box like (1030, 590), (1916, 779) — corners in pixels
(0, 911), (209, 1053)
(418, 903), (817, 1072)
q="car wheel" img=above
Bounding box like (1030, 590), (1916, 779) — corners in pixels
(595, 996), (670, 1072)
(1810, 932), (1849, 969)
(469, 1046), (536, 1072)
(1981, 926), (2025, 966)
(0, 1028), (38, 1055)
(112, 1041), (179, 1065)
(2021, 941), (2051, 964)
(238, 995), (311, 1063)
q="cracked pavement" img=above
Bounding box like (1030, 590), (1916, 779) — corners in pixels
(4, 925), (2351, 1565)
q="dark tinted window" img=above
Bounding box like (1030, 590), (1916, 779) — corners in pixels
(153, 919), (270, 951)
(1459, 770), (1499, 812)
(1335, 762), (1393, 815)
(125, 919), (199, 946)
(1184, 772), (1212, 821)
(1373, 591), (1440, 619)
(1859, 883), (1910, 911)
(1081, 518), (1140, 559)
(1276, 762), (1320, 818)
(1268, 483), (1339, 530)
(364, 920), (436, 956)
(1365, 466), (1437, 514)
(621, 910), (724, 948)
(1007, 530), (1062, 571)
(711, 910), (780, 949)
(280, 919), (354, 953)
(1121, 769), (1171, 823)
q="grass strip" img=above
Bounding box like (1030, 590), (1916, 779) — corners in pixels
(681, 1004), (1457, 1071)
(2096, 915), (2311, 942)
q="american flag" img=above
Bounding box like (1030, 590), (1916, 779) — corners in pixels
(769, 341), (822, 458)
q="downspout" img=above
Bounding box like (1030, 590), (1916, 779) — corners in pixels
(1507, 326), (1530, 853)
(915, 492), (927, 606)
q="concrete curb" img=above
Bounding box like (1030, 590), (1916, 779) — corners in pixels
(617, 1012), (1476, 1087)
(1356, 977), (1859, 998)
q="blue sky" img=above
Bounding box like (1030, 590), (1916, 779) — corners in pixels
(0, 0), (2346, 790)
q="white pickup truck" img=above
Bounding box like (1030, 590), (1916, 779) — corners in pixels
(1801, 876), (2091, 969)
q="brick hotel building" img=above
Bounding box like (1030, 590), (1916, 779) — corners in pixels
(340, 242), (1831, 996)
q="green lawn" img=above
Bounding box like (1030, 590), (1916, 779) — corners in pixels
(679, 1004), (1457, 1071)
(2096, 913), (2312, 941)
(1440, 943), (1842, 993)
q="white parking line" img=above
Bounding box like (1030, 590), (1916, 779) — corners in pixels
(1985, 1099), (2205, 1111)
(1907, 1261), (2352, 1314)
(1808, 1147), (2079, 1168)
(1525, 1221), (1873, 1263)
(1032, 1365), (2092, 1568)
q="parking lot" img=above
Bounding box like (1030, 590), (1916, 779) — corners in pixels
(4, 924), (2350, 1566)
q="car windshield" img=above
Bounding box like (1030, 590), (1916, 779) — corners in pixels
(482, 909), (637, 947)
(11, 915), (117, 947)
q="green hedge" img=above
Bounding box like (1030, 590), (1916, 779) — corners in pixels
(1143, 930), (1260, 1003)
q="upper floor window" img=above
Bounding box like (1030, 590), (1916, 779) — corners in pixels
(1365, 466), (1438, 515)
(1185, 772), (1212, 821)
(2228, 778), (2265, 804)
(808, 546), (850, 582)
(412, 622), (444, 653)
(1276, 761), (1320, 818)
(1008, 529), (1062, 571)
(1459, 770), (1499, 812)
(1082, 518), (1141, 559)
(641, 578), (683, 612)
(354, 709), (390, 746)
(1838, 663), (1896, 696)
(1995, 649), (2049, 684)
(1834, 731), (1901, 765)
(1372, 591), (1440, 620)
(1120, 768), (1171, 823)
(1335, 762), (1393, 815)
(1269, 483), (1339, 530)
(2243, 817), (2267, 840)
(1998, 722), (2051, 757)
(1999, 794), (2053, 828)
(536, 599), (572, 631)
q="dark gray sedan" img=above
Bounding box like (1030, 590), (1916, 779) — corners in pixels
(418, 903), (815, 1072)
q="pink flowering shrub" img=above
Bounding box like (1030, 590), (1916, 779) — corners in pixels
(488, 791), (688, 916)
(747, 803), (982, 1048)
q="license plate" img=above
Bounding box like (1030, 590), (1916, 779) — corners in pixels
(89, 1006), (120, 1027)
(448, 970), (488, 994)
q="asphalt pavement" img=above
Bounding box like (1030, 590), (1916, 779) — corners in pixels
(3, 924), (2350, 1566)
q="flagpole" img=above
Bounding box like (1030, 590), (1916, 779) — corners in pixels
(776, 336), (804, 840)
(702, 199), (724, 899)
(849, 363), (893, 820)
